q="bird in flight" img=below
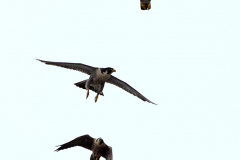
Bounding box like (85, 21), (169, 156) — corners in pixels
(37, 59), (156, 104)
(140, 0), (151, 10)
(55, 134), (113, 160)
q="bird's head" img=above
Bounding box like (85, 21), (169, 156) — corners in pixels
(109, 68), (116, 74)
(96, 138), (104, 145)
(101, 67), (116, 74)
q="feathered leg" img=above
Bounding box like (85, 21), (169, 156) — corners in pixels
(85, 78), (92, 99)
(94, 82), (105, 103)
(148, 3), (151, 9)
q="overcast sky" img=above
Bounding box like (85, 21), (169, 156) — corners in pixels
(1, 0), (240, 160)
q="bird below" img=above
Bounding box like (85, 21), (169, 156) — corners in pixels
(55, 134), (113, 160)
(37, 59), (156, 105)
(140, 0), (151, 10)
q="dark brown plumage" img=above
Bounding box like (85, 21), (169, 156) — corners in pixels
(55, 134), (94, 152)
(55, 134), (113, 160)
(140, 0), (151, 10)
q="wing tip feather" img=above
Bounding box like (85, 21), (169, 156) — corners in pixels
(54, 146), (61, 152)
(36, 58), (46, 63)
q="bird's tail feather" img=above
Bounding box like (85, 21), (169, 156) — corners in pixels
(74, 80), (104, 96)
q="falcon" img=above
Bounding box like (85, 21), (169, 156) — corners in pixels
(140, 0), (151, 10)
(37, 59), (156, 104)
(55, 134), (112, 160)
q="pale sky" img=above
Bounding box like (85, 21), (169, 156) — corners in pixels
(1, 0), (240, 160)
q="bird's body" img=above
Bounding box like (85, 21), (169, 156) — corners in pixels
(37, 59), (156, 104)
(84, 68), (114, 100)
(93, 68), (112, 84)
(140, 0), (151, 10)
(55, 134), (113, 160)
(85, 68), (113, 96)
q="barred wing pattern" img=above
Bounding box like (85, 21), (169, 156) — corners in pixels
(55, 134), (94, 152)
(107, 76), (156, 105)
(37, 59), (94, 75)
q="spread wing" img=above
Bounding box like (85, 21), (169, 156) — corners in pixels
(55, 134), (94, 152)
(37, 59), (95, 75)
(107, 76), (156, 105)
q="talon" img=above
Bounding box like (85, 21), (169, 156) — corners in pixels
(86, 90), (89, 99)
(95, 93), (99, 103)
